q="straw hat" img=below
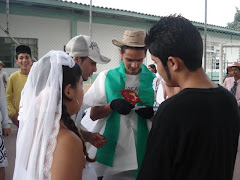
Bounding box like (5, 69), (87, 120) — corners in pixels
(112, 30), (146, 47)
(0, 61), (4, 66)
(228, 62), (240, 68)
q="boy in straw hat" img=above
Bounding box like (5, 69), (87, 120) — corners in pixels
(83, 30), (155, 179)
(223, 62), (240, 108)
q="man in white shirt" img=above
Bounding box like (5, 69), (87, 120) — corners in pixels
(83, 30), (155, 180)
(65, 35), (110, 148)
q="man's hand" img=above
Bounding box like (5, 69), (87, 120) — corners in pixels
(3, 128), (11, 136)
(11, 114), (19, 127)
(110, 99), (134, 115)
(87, 133), (107, 149)
(135, 106), (154, 119)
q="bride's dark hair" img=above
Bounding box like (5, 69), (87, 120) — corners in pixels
(61, 63), (96, 162)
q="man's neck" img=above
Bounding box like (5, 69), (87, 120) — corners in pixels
(20, 69), (30, 75)
(178, 68), (218, 90)
(234, 76), (240, 81)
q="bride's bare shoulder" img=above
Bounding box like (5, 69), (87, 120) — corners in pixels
(51, 127), (84, 180)
(57, 127), (83, 147)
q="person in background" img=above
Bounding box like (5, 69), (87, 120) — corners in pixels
(65, 35), (109, 149)
(6, 45), (33, 127)
(13, 51), (96, 180)
(227, 66), (234, 77)
(223, 63), (240, 180)
(83, 30), (155, 180)
(150, 63), (181, 113)
(0, 76), (11, 180)
(223, 66), (234, 82)
(222, 62), (240, 108)
(137, 15), (240, 180)
(148, 64), (157, 73)
(150, 64), (166, 113)
(149, 64), (180, 112)
(0, 61), (8, 89)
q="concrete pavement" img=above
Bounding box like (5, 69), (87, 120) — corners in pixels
(4, 129), (17, 180)
(3, 129), (240, 180)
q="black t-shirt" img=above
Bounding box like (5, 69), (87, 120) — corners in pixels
(137, 85), (240, 180)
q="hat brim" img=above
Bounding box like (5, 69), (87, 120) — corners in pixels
(89, 55), (111, 64)
(228, 64), (240, 68)
(112, 39), (145, 48)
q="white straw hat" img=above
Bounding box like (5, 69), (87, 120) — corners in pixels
(112, 30), (146, 47)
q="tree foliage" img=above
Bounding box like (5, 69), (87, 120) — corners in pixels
(227, 7), (240, 30)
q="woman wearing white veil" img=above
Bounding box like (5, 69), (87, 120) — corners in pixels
(13, 50), (95, 180)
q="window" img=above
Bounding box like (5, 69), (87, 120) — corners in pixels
(0, 37), (38, 67)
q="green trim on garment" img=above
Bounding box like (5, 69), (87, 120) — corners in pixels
(97, 62), (155, 177)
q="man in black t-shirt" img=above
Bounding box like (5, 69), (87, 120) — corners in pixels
(137, 15), (240, 180)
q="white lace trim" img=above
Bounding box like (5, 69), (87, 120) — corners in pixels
(43, 112), (61, 180)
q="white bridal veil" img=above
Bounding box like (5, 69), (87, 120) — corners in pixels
(13, 50), (75, 180)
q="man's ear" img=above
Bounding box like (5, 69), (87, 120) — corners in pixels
(73, 57), (81, 65)
(63, 84), (72, 100)
(167, 56), (180, 71)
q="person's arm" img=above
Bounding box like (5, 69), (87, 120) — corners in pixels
(6, 76), (18, 119)
(236, 83), (240, 107)
(3, 71), (9, 88)
(0, 78), (11, 135)
(80, 129), (107, 149)
(76, 109), (108, 149)
(90, 99), (135, 121)
(2, 128), (11, 136)
(51, 129), (84, 180)
(11, 114), (19, 127)
(90, 103), (112, 121)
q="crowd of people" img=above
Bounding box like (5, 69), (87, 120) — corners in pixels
(0, 15), (239, 180)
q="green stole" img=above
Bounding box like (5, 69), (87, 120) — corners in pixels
(96, 62), (155, 176)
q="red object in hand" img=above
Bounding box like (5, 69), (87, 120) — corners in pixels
(120, 89), (142, 106)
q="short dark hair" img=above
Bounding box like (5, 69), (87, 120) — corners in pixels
(145, 15), (203, 71)
(79, 57), (88, 63)
(120, 45), (147, 54)
(148, 64), (157, 73)
(15, 45), (32, 59)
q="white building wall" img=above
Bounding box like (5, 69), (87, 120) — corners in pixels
(1, 14), (151, 74)
(1, 13), (239, 78)
(0, 14), (71, 59)
(205, 34), (240, 72)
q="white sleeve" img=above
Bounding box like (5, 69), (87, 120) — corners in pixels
(18, 88), (25, 121)
(83, 70), (108, 108)
(0, 78), (11, 128)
